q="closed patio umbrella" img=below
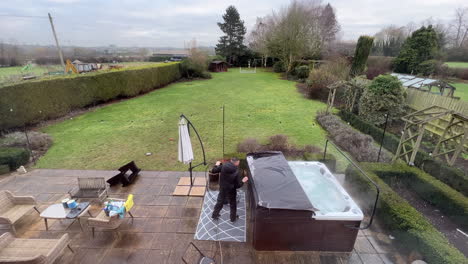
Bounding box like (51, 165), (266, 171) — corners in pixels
(178, 115), (206, 186)
(178, 117), (194, 164)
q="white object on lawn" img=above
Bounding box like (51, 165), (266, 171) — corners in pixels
(178, 117), (194, 164)
(17, 166), (27, 174)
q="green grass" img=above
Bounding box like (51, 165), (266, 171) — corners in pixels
(445, 62), (468, 69)
(0, 65), (62, 78)
(453, 82), (468, 101)
(36, 69), (332, 171)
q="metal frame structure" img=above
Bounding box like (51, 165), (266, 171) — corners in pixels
(180, 114), (207, 185)
(433, 113), (468, 165)
(393, 106), (456, 165)
(391, 73), (456, 97)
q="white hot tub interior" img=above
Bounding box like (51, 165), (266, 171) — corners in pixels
(288, 161), (363, 221)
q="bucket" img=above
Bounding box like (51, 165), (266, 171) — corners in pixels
(62, 198), (70, 208)
(67, 200), (78, 209)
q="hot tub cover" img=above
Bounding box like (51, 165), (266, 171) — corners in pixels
(247, 151), (317, 211)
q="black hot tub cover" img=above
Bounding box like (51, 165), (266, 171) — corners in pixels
(247, 151), (317, 211)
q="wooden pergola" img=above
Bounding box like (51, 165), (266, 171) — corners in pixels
(393, 106), (467, 166)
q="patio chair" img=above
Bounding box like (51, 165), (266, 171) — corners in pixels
(69, 177), (108, 201)
(87, 195), (134, 238)
(0, 190), (40, 234)
(107, 161), (141, 187)
(0, 232), (73, 264)
(182, 242), (216, 264)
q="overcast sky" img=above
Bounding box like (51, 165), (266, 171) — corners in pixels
(0, 0), (466, 48)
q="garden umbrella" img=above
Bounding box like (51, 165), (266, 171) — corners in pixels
(178, 117), (194, 164)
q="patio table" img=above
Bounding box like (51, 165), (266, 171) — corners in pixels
(40, 203), (92, 231)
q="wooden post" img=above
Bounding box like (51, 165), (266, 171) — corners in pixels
(48, 13), (66, 73)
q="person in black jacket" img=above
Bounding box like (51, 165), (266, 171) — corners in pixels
(211, 157), (248, 222)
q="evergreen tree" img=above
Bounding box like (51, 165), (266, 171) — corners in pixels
(393, 25), (439, 74)
(350, 36), (374, 77)
(216, 6), (247, 65)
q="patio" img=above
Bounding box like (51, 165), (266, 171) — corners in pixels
(0, 169), (404, 264)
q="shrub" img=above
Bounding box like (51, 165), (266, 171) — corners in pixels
(338, 110), (468, 196)
(373, 163), (468, 230)
(273, 61), (286, 73)
(345, 164), (467, 264)
(0, 164), (9, 175)
(1, 131), (52, 151)
(267, 134), (290, 152)
(359, 75), (406, 126)
(237, 138), (262, 153)
(451, 68), (468, 80)
(416, 59), (438, 76)
(350, 36), (374, 76)
(365, 56), (393, 80)
(306, 57), (350, 100)
(0, 63), (181, 130)
(316, 113), (391, 162)
(295, 65), (309, 79)
(0, 147), (30, 170)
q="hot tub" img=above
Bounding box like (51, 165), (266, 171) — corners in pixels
(247, 152), (363, 252)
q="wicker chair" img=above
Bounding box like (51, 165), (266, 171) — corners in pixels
(69, 177), (108, 201)
(0, 191), (40, 234)
(0, 232), (73, 264)
(87, 198), (134, 238)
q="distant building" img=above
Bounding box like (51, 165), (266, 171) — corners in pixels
(152, 50), (189, 60)
(209, 61), (228, 72)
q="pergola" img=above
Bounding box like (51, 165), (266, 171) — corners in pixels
(391, 73), (456, 97)
(393, 106), (468, 166)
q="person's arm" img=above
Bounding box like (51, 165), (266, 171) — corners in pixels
(235, 169), (248, 189)
(211, 162), (222, 173)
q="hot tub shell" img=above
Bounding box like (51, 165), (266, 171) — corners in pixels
(247, 152), (362, 252)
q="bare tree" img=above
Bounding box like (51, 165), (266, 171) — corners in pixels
(266, 0), (333, 72)
(248, 16), (273, 67)
(449, 7), (468, 48)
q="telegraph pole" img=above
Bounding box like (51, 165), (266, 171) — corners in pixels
(48, 13), (66, 73)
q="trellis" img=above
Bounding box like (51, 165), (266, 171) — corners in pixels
(393, 106), (454, 165)
(432, 113), (468, 165)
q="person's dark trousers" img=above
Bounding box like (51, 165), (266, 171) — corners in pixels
(212, 188), (237, 221)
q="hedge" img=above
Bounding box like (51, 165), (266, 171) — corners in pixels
(338, 110), (468, 196)
(0, 147), (30, 170)
(0, 164), (9, 175)
(345, 164), (467, 264)
(0, 63), (181, 130)
(369, 163), (468, 230)
(303, 152), (337, 172)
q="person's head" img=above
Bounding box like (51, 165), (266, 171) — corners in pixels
(231, 157), (240, 166)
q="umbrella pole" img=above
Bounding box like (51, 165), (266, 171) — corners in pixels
(189, 161), (193, 186)
(180, 114), (207, 186)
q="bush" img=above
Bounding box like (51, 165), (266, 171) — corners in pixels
(365, 56), (393, 80)
(1, 131), (52, 151)
(0, 147), (30, 170)
(350, 36), (374, 76)
(303, 152), (337, 172)
(451, 68), (468, 80)
(0, 164), (9, 175)
(273, 61), (286, 73)
(237, 138), (262, 153)
(359, 75), (406, 126)
(373, 163), (468, 230)
(306, 57), (350, 100)
(345, 164), (467, 264)
(316, 113), (391, 162)
(338, 110), (468, 196)
(416, 59), (438, 76)
(267, 134), (290, 152)
(295, 65), (309, 79)
(0, 63), (181, 130)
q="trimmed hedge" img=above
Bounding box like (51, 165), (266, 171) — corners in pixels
(0, 147), (30, 170)
(345, 164), (467, 264)
(303, 152), (337, 172)
(0, 164), (9, 175)
(0, 63), (181, 130)
(369, 163), (468, 230)
(339, 110), (468, 196)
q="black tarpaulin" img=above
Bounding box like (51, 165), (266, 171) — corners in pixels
(246, 151), (317, 211)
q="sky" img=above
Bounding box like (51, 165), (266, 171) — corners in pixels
(0, 0), (466, 48)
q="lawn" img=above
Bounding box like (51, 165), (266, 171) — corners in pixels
(445, 62), (468, 69)
(0, 65), (62, 78)
(453, 82), (468, 101)
(36, 69), (332, 171)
